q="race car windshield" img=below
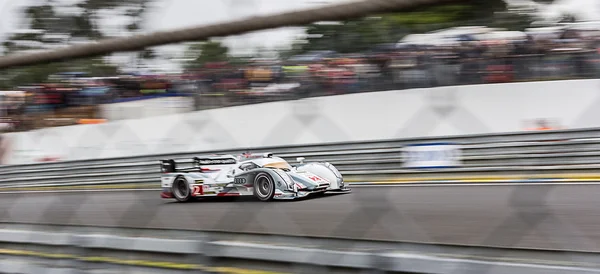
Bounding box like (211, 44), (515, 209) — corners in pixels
(263, 161), (292, 170)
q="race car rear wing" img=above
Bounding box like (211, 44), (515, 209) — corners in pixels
(160, 159), (176, 173)
(160, 155), (238, 174)
(159, 159), (198, 173)
(193, 156), (237, 166)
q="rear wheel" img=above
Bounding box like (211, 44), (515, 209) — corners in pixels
(172, 176), (191, 202)
(253, 173), (275, 201)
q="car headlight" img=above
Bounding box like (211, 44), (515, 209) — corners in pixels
(325, 163), (342, 179)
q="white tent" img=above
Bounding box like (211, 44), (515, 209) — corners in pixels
(475, 31), (528, 42)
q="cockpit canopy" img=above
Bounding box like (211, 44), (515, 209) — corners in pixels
(238, 152), (274, 160)
(239, 156), (292, 171)
(262, 161), (292, 170)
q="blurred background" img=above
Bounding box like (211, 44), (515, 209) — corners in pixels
(1, 1), (600, 274)
(0, 0), (598, 132)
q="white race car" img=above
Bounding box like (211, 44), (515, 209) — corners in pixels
(159, 152), (350, 202)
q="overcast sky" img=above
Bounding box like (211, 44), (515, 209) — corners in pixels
(0, 0), (597, 71)
(0, 0), (355, 55)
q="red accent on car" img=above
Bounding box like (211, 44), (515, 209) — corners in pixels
(160, 192), (173, 198)
(217, 192), (240, 197)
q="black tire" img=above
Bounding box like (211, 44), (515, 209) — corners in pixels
(171, 176), (191, 202)
(253, 173), (275, 201)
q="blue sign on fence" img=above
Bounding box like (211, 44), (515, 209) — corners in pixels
(401, 143), (462, 168)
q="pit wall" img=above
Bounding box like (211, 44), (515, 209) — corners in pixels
(4, 79), (599, 165)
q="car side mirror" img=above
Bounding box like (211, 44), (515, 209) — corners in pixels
(227, 169), (235, 178)
(296, 157), (305, 164)
(239, 162), (256, 171)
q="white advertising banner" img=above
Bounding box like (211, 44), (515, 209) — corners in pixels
(4, 79), (600, 165)
(101, 96), (195, 121)
(402, 143), (462, 168)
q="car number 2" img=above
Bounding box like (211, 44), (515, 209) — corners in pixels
(192, 185), (203, 196)
(308, 175), (322, 182)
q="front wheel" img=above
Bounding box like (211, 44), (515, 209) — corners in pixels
(253, 173), (275, 201)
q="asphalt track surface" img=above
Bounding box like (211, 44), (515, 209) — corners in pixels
(2, 184), (600, 252)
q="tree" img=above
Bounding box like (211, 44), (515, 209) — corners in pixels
(278, 40), (308, 60)
(559, 12), (578, 23)
(491, 10), (536, 31)
(0, 57), (119, 89)
(77, 0), (157, 64)
(297, 0), (507, 54)
(140, 48), (158, 60)
(184, 41), (230, 70)
(0, 0), (152, 88)
(76, 0), (150, 37)
(3, 0), (154, 56)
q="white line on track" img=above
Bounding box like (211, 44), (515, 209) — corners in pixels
(1, 181), (600, 195)
(349, 181), (600, 187)
(0, 189), (160, 194)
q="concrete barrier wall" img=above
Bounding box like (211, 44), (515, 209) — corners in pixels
(100, 96), (195, 121)
(0, 224), (596, 274)
(4, 79), (600, 165)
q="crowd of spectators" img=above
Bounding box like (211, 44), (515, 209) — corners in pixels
(1, 25), (599, 132)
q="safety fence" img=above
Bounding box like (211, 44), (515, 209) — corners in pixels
(0, 223), (598, 274)
(2, 127), (600, 190)
(2, 128), (600, 274)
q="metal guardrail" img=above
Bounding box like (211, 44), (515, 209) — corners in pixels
(3, 127), (600, 188)
(1, 224), (600, 274)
